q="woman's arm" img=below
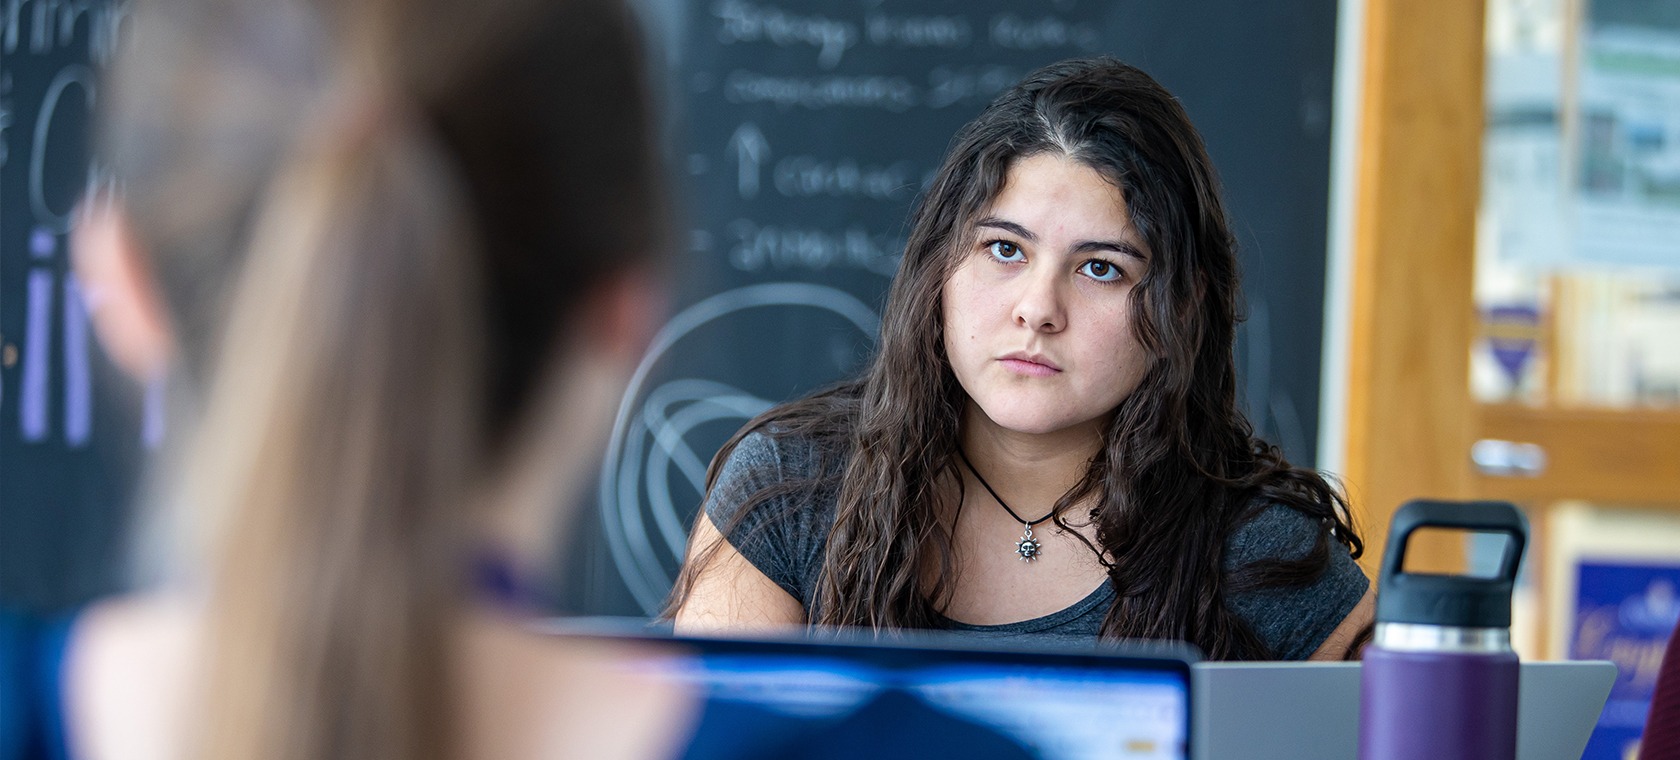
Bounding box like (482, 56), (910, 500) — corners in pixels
(1307, 586), (1375, 661)
(671, 513), (807, 634)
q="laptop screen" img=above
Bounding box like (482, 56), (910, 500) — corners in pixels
(626, 636), (1192, 760)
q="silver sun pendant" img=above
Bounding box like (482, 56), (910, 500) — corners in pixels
(1015, 526), (1043, 562)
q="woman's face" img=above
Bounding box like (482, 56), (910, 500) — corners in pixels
(942, 153), (1152, 437)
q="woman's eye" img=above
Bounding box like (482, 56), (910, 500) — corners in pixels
(988, 241), (1025, 262)
(1080, 259), (1123, 282)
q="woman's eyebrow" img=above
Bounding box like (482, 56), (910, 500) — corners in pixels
(975, 217), (1036, 242)
(1074, 239), (1150, 263)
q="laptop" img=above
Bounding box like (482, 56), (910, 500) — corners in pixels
(548, 621), (1198, 760)
(545, 620), (1612, 760)
(1194, 660), (1616, 760)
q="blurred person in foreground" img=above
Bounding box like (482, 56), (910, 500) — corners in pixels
(57, 0), (695, 758)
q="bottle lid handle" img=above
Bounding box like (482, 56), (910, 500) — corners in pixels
(1376, 500), (1528, 628)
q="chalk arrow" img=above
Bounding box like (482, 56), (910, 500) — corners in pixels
(728, 122), (770, 199)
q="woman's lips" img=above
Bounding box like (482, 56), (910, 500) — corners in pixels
(998, 353), (1061, 377)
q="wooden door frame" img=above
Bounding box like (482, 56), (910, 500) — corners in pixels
(1341, 0), (1488, 573)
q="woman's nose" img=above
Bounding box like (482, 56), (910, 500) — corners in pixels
(1012, 269), (1066, 333)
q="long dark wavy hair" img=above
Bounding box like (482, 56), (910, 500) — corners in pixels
(669, 57), (1360, 660)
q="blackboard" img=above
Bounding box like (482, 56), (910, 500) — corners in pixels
(0, 0), (142, 613)
(563, 0), (1340, 616)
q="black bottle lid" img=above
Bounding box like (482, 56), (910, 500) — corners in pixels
(1375, 500), (1528, 629)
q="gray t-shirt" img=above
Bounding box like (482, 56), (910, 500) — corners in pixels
(705, 432), (1370, 660)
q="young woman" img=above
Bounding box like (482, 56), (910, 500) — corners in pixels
(55, 0), (695, 759)
(671, 58), (1374, 661)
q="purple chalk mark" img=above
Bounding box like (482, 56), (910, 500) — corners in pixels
(21, 269), (55, 442)
(142, 374), (166, 449)
(30, 227), (56, 259)
(64, 275), (93, 447)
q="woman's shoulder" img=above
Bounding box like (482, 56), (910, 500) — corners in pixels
(708, 430), (839, 517)
(1223, 501), (1332, 568)
(718, 430), (814, 480)
(711, 384), (859, 494)
(1221, 500), (1370, 660)
(68, 600), (701, 760)
(65, 593), (203, 760)
(704, 429), (843, 607)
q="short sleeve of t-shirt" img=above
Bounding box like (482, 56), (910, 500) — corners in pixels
(702, 432), (833, 607)
(1222, 503), (1370, 660)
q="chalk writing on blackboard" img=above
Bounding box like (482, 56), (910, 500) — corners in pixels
(726, 121), (769, 198)
(712, 1), (858, 70)
(725, 219), (902, 275)
(864, 13), (971, 49)
(7, 2), (130, 452)
(29, 64), (94, 231)
(723, 70), (919, 111)
(773, 155), (914, 200)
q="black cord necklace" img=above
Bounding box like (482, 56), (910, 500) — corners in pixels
(957, 449), (1054, 563)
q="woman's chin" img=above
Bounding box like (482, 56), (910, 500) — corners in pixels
(971, 402), (1087, 438)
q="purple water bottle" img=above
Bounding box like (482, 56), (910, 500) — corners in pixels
(1359, 500), (1528, 760)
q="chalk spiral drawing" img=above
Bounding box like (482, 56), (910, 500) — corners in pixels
(599, 282), (879, 612)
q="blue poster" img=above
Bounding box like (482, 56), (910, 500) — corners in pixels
(1572, 562), (1680, 760)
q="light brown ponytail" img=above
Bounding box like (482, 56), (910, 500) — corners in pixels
(99, 0), (668, 756)
(185, 99), (482, 760)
